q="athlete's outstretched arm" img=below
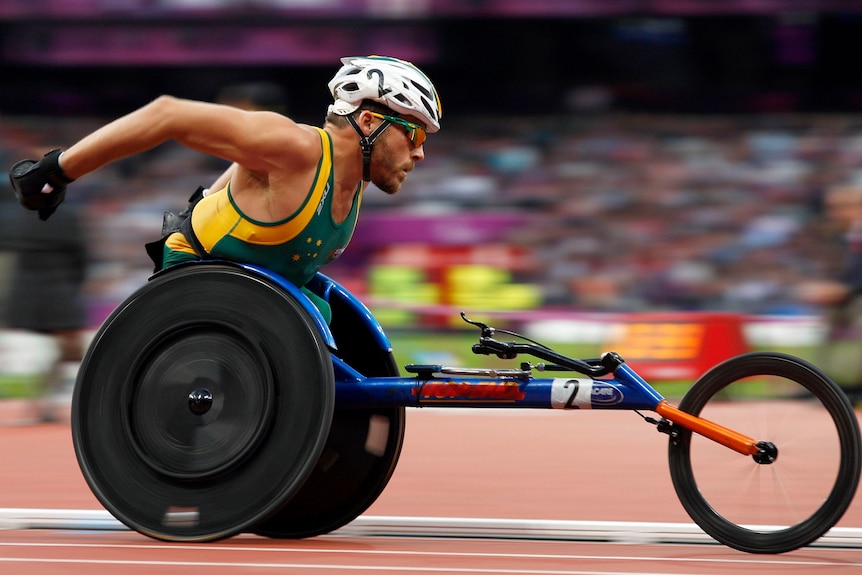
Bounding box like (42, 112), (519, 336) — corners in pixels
(58, 96), (319, 181)
(10, 95), (324, 220)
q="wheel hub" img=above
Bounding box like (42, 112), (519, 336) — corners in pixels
(752, 440), (778, 465)
(188, 387), (214, 415)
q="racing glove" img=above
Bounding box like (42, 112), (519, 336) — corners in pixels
(9, 148), (74, 221)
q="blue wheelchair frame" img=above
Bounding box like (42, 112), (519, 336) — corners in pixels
(246, 264), (665, 413)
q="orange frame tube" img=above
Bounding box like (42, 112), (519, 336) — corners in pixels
(654, 400), (760, 456)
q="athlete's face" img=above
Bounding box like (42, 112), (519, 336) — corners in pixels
(369, 115), (426, 195)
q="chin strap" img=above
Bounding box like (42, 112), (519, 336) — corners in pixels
(346, 114), (390, 181)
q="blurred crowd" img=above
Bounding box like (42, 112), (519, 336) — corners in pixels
(367, 112), (862, 317)
(2, 111), (862, 328)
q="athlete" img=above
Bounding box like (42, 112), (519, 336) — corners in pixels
(9, 55), (443, 323)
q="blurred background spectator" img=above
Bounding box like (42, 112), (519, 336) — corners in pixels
(799, 183), (862, 398)
(0, 177), (89, 423)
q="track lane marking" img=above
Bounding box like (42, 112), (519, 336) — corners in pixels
(0, 540), (859, 568)
(0, 557), (810, 575)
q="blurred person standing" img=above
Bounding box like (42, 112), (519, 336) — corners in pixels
(0, 183), (88, 423)
(0, 172), (17, 324)
(799, 184), (862, 403)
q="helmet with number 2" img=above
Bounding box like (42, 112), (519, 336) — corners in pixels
(328, 55), (442, 133)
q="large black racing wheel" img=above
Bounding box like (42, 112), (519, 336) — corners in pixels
(668, 352), (861, 554)
(254, 290), (406, 538)
(72, 263), (335, 542)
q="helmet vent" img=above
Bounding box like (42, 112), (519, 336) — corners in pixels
(421, 100), (437, 121)
(410, 79), (433, 100)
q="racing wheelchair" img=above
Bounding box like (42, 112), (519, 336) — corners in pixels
(71, 261), (862, 554)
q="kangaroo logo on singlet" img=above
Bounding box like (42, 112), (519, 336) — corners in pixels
(316, 182), (331, 216)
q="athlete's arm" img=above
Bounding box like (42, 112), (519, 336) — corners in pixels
(58, 96), (319, 181)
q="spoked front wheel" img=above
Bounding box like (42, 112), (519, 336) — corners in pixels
(668, 352), (862, 554)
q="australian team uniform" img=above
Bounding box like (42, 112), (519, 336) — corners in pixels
(161, 127), (361, 323)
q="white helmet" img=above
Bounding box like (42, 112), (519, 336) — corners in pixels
(328, 55), (442, 133)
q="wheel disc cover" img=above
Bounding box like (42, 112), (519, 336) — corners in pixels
(129, 327), (273, 479)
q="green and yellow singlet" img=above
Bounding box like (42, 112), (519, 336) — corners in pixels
(162, 127), (361, 322)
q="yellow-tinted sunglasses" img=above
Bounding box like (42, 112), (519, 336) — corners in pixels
(370, 112), (427, 148)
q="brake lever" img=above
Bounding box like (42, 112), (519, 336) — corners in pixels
(461, 312), (614, 375)
(461, 312), (495, 338)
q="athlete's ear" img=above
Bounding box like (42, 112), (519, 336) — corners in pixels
(357, 110), (376, 136)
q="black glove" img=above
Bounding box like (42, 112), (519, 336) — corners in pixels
(9, 149), (75, 221)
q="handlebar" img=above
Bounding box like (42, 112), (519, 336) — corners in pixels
(462, 313), (618, 378)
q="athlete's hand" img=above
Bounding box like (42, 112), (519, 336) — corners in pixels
(9, 149), (74, 221)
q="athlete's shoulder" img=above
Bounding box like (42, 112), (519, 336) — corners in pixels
(282, 123), (326, 154)
(260, 122), (325, 172)
(296, 123), (329, 142)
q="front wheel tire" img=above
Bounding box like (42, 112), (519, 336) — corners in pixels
(668, 352), (862, 553)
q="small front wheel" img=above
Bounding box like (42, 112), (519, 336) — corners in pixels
(668, 352), (861, 553)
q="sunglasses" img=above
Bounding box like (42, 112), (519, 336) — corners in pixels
(369, 112), (427, 148)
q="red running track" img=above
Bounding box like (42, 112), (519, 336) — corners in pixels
(1, 405), (861, 574)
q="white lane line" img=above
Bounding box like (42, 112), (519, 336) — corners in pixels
(1, 509), (861, 549)
(0, 557), (816, 575)
(0, 540), (860, 569)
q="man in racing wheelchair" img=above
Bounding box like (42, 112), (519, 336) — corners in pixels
(9, 55), (442, 324)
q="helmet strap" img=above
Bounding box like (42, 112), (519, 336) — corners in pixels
(346, 114), (390, 181)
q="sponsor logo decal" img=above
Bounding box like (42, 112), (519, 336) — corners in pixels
(590, 382), (623, 406)
(418, 381), (526, 402)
